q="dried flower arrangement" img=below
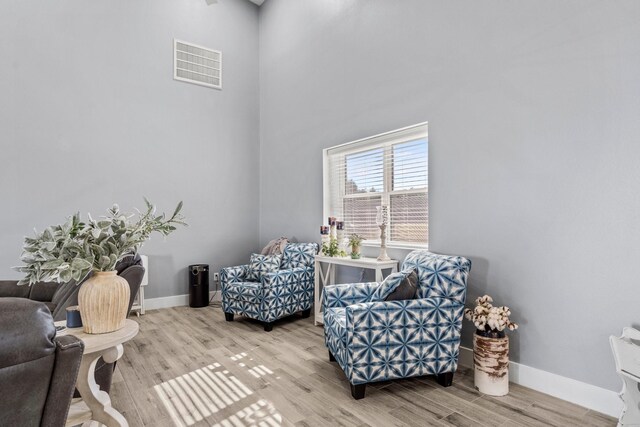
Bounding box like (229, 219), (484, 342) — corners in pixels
(464, 295), (519, 338)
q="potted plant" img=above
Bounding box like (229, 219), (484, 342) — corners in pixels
(14, 199), (186, 334)
(321, 238), (346, 257)
(348, 234), (363, 259)
(464, 295), (519, 396)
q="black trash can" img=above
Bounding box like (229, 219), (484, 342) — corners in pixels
(189, 264), (209, 308)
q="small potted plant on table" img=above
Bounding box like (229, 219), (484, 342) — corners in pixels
(348, 234), (363, 259)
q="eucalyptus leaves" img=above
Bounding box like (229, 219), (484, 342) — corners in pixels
(14, 199), (186, 286)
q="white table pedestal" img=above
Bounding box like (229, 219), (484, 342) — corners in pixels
(57, 319), (139, 427)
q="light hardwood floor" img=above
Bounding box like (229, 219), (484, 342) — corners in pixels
(110, 306), (616, 427)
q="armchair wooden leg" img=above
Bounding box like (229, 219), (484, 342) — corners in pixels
(224, 313), (234, 322)
(329, 351), (336, 362)
(264, 322), (273, 332)
(436, 372), (454, 387)
(301, 308), (311, 318)
(350, 383), (366, 400)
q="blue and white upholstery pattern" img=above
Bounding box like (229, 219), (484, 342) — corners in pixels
(221, 243), (319, 325)
(280, 243), (318, 270)
(246, 253), (282, 282)
(323, 250), (471, 386)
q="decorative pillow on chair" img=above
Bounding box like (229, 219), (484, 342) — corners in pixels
(246, 253), (282, 282)
(385, 269), (418, 301)
(371, 269), (416, 301)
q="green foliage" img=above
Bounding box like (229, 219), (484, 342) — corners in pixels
(348, 233), (364, 246)
(14, 199), (186, 286)
(321, 238), (346, 258)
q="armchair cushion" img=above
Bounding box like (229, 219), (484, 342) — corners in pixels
(246, 253), (281, 282)
(280, 243), (318, 270)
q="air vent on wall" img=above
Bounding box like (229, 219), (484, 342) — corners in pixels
(174, 39), (222, 90)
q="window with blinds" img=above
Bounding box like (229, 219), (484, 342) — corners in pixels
(324, 123), (428, 247)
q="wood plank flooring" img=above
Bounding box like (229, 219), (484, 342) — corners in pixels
(110, 305), (616, 427)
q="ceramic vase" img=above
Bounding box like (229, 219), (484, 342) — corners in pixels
(473, 331), (509, 396)
(78, 271), (130, 334)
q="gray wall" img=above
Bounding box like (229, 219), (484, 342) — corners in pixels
(0, 0), (260, 298)
(258, 0), (640, 391)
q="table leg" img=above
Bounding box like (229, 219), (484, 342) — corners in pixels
(375, 268), (383, 283)
(314, 260), (321, 326)
(76, 344), (127, 427)
(329, 264), (335, 286)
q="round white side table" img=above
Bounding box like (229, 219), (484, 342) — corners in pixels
(55, 319), (139, 427)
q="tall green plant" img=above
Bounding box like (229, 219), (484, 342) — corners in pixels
(14, 199), (186, 285)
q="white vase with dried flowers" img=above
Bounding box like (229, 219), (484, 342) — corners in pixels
(464, 295), (519, 396)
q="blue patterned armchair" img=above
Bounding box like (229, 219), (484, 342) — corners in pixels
(221, 243), (319, 331)
(323, 250), (471, 399)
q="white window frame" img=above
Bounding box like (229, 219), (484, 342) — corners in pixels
(323, 122), (429, 250)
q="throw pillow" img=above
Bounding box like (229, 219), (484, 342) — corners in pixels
(371, 269), (413, 301)
(261, 237), (290, 256)
(246, 253), (282, 282)
(385, 269), (418, 301)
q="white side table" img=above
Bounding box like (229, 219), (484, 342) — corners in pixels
(56, 319), (139, 427)
(131, 254), (149, 315)
(314, 255), (398, 326)
(611, 327), (640, 426)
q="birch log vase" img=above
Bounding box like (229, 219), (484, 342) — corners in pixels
(473, 333), (509, 396)
(78, 271), (130, 334)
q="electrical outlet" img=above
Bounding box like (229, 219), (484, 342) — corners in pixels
(213, 272), (219, 282)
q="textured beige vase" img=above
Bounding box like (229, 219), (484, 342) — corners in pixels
(78, 271), (130, 334)
(473, 333), (509, 396)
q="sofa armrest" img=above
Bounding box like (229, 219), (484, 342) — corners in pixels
(220, 265), (248, 289)
(28, 281), (59, 302)
(322, 282), (379, 309)
(346, 297), (465, 326)
(42, 334), (84, 426)
(0, 280), (30, 298)
(347, 297), (464, 348)
(261, 266), (312, 289)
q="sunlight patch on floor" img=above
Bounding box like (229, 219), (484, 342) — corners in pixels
(153, 363), (254, 427)
(248, 364), (274, 379)
(211, 399), (282, 427)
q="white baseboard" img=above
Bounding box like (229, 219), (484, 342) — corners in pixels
(458, 346), (622, 418)
(145, 291), (221, 311)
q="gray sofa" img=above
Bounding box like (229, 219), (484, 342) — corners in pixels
(0, 298), (84, 427)
(0, 254), (145, 394)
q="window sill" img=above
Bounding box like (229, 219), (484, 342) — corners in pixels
(361, 241), (428, 251)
